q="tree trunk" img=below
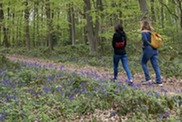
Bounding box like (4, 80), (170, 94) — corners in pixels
(7, 2), (10, 46)
(71, 3), (75, 46)
(83, 0), (100, 54)
(41, 1), (44, 47)
(160, 0), (164, 28)
(0, 0), (9, 47)
(12, 12), (15, 46)
(33, 1), (36, 47)
(24, 0), (30, 50)
(35, 0), (39, 47)
(45, 0), (53, 50)
(177, 0), (182, 30)
(83, 4), (88, 45)
(0, 0), (3, 43)
(111, 2), (117, 25)
(138, 0), (148, 19)
(150, 0), (156, 23)
(68, 2), (75, 46)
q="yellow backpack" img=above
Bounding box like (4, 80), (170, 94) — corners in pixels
(150, 32), (163, 49)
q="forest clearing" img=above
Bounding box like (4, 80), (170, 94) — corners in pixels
(0, 0), (182, 121)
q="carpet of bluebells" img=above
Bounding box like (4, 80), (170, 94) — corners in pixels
(0, 58), (182, 121)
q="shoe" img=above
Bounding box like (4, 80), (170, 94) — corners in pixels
(110, 78), (117, 82)
(128, 80), (133, 86)
(153, 82), (163, 87)
(128, 81), (133, 86)
(141, 79), (152, 85)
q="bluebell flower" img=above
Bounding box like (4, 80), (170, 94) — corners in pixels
(147, 91), (152, 96)
(59, 65), (64, 70)
(154, 92), (160, 98)
(93, 87), (98, 91)
(101, 89), (107, 95)
(0, 112), (5, 121)
(173, 87), (180, 93)
(43, 87), (51, 94)
(57, 86), (62, 91)
(161, 88), (168, 94)
(5, 96), (16, 103)
(80, 88), (87, 94)
(123, 85), (126, 90)
(159, 114), (163, 119)
(179, 101), (182, 106)
(62, 91), (65, 96)
(124, 79), (129, 83)
(165, 111), (170, 117)
(136, 83), (142, 88)
(47, 76), (54, 82)
(49, 64), (54, 68)
(68, 95), (75, 100)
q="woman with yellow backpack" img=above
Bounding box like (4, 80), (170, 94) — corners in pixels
(140, 20), (163, 86)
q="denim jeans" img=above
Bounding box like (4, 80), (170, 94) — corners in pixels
(113, 54), (132, 80)
(141, 46), (161, 82)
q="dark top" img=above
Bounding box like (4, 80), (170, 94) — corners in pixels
(142, 31), (157, 50)
(141, 31), (151, 47)
(112, 32), (127, 55)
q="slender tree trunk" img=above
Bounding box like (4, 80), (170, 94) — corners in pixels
(18, 11), (24, 47)
(111, 2), (117, 25)
(45, 0), (53, 50)
(95, 0), (103, 49)
(12, 12), (15, 46)
(16, 14), (19, 47)
(97, 0), (104, 52)
(0, 0), (9, 47)
(0, 0), (3, 41)
(177, 0), (182, 30)
(41, 1), (44, 47)
(150, 0), (156, 23)
(180, 10), (182, 30)
(83, 4), (88, 45)
(7, 2), (10, 46)
(33, 1), (36, 47)
(24, 0), (30, 50)
(138, 0), (148, 19)
(36, 0), (39, 47)
(83, 0), (98, 54)
(68, 3), (72, 44)
(160, 0), (164, 28)
(68, 2), (75, 46)
(71, 3), (75, 46)
(2, 26), (9, 47)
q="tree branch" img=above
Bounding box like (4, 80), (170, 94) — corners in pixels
(159, 1), (178, 19)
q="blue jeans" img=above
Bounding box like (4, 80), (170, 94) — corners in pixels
(141, 46), (161, 82)
(113, 54), (132, 80)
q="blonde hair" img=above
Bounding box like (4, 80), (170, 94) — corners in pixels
(140, 20), (153, 31)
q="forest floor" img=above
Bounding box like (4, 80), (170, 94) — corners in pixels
(5, 54), (182, 96)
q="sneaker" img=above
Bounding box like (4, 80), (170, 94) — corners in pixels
(128, 81), (133, 86)
(128, 80), (133, 86)
(141, 79), (152, 85)
(110, 78), (117, 82)
(153, 82), (163, 87)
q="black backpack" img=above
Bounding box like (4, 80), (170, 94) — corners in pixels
(115, 32), (125, 48)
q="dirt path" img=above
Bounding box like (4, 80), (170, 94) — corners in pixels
(5, 54), (182, 96)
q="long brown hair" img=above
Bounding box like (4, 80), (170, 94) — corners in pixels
(140, 20), (153, 31)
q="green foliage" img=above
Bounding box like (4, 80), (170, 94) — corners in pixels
(0, 53), (7, 65)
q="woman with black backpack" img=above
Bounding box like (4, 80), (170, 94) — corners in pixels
(112, 24), (133, 86)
